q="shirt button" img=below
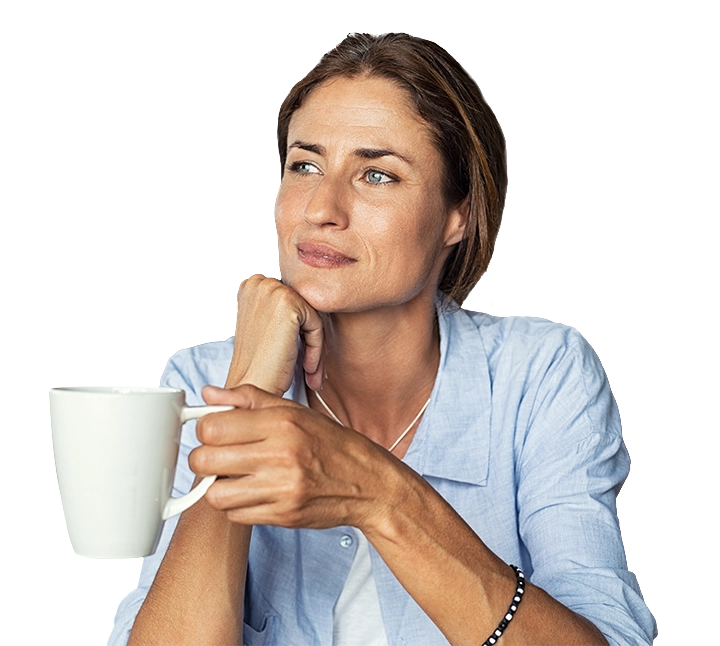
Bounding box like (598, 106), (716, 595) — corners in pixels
(340, 534), (353, 548)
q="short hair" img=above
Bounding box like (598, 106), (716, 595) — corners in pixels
(277, 33), (507, 305)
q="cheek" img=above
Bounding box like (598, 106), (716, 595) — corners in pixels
(375, 200), (447, 266)
(274, 188), (301, 256)
(274, 184), (294, 232)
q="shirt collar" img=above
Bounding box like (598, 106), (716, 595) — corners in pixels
(286, 300), (492, 487)
(402, 303), (491, 486)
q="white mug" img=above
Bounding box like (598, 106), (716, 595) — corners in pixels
(50, 386), (232, 558)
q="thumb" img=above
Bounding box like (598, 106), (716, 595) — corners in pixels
(202, 384), (300, 410)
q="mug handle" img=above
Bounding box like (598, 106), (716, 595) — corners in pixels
(161, 404), (234, 520)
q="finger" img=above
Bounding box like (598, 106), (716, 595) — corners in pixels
(205, 473), (286, 510)
(224, 505), (296, 528)
(190, 444), (257, 477)
(205, 478), (309, 529)
(190, 439), (277, 476)
(188, 428), (300, 476)
(201, 383), (301, 410)
(299, 305), (324, 377)
(195, 405), (298, 446)
(224, 501), (308, 529)
(305, 366), (324, 392)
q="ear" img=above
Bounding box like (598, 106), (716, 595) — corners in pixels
(443, 197), (470, 247)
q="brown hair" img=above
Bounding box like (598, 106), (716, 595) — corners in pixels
(277, 33), (507, 305)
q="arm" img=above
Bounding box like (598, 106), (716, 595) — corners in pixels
(361, 458), (609, 645)
(194, 385), (607, 646)
(124, 275), (322, 646)
(127, 494), (250, 646)
(194, 326), (655, 645)
(362, 328), (654, 645)
(126, 367), (252, 646)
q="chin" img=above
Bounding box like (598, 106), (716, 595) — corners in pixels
(283, 276), (347, 313)
(290, 274), (433, 316)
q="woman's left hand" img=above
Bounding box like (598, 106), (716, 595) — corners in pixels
(189, 384), (398, 530)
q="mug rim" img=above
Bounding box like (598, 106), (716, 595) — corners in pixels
(50, 386), (183, 396)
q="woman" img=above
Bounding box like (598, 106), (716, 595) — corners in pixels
(112, 33), (656, 646)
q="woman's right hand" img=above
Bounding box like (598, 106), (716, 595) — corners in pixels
(225, 275), (324, 396)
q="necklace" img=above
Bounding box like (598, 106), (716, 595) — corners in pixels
(312, 389), (431, 453)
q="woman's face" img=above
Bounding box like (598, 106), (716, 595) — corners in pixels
(275, 75), (466, 314)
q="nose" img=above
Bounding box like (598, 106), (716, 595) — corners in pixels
(303, 174), (349, 229)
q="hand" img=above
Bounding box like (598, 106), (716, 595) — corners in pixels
(190, 384), (397, 531)
(225, 275), (324, 395)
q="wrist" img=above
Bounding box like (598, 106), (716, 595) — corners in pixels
(224, 363), (287, 397)
(358, 451), (430, 543)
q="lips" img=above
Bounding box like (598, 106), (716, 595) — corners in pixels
(297, 242), (353, 260)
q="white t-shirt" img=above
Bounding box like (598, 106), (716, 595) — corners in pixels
(332, 529), (388, 646)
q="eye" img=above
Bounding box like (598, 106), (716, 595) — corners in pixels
(288, 161), (321, 175)
(364, 169), (395, 185)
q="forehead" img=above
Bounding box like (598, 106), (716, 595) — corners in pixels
(287, 75), (437, 154)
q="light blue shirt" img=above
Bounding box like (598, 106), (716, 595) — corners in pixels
(109, 305), (657, 646)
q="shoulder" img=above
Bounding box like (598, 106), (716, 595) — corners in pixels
(448, 308), (614, 437)
(160, 338), (235, 404)
(453, 307), (599, 372)
(473, 311), (621, 448)
(464, 308), (582, 343)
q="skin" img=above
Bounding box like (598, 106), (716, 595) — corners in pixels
(129, 75), (608, 645)
(268, 74), (466, 452)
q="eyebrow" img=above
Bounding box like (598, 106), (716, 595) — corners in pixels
(288, 141), (412, 165)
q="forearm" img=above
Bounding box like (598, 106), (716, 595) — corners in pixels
(128, 496), (251, 646)
(363, 461), (608, 646)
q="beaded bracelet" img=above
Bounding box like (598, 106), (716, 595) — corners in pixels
(482, 564), (526, 646)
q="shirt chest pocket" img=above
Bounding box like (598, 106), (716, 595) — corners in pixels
(243, 612), (277, 646)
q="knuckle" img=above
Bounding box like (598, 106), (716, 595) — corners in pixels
(275, 408), (302, 434)
(246, 273), (267, 286)
(273, 411), (315, 461)
(283, 511), (304, 529)
(283, 467), (311, 503)
(276, 496), (304, 528)
(275, 445), (299, 469)
(238, 274), (267, 297)
(237, 383), (260, 398)
(274, 284), (296, 307)
(266, 283), (300, 316)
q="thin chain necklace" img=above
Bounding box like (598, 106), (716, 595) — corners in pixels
(312, 389), (431, 453)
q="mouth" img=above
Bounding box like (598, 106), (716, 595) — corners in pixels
(296, 242), (357, 269)
(297, 242), (356, 263)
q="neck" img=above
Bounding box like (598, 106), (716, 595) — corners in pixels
(310, 291), (440, 449)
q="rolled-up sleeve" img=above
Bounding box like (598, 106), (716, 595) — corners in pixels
(107, 353), (204, 646)
(515, 328), (657, 645)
